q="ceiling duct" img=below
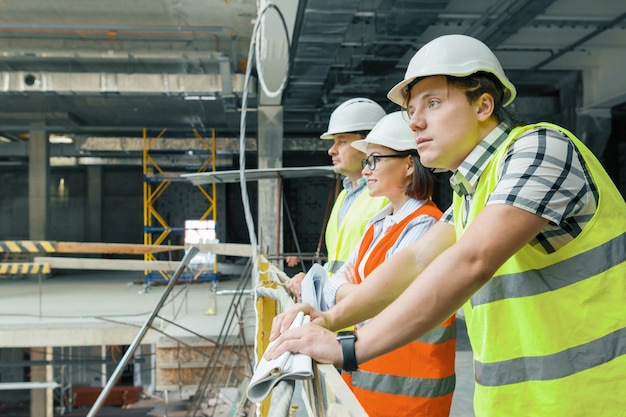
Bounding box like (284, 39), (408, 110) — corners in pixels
(283, 0), (361, 110)
(0, 71), (255, 96)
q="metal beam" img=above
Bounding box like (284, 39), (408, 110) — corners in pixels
(0, 382), (59, 391)
(86, 247), (199, 417)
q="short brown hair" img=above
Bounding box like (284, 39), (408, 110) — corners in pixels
(403, 73), (526, 127)
(406, 152), (434, 200)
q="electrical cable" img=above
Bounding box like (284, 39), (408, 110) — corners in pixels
(254, 3), (291, 98)
(238, 4), (291, 416)
(238, 1), (290, 287)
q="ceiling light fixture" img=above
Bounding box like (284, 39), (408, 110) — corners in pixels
(49, 134), (74, 144)
(184, 95), (218, 101)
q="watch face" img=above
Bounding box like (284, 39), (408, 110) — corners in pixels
(336, 331), (356, 339)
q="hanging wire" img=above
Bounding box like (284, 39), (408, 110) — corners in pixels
(254, 3), (291, 98)
(238, 2), (291, 287)
(238, 4), (291, 416)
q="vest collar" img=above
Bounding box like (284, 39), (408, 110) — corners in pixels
(342, 175), (367, 192)
(449, 123), (510, 196)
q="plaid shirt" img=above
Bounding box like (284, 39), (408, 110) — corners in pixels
(442, 123), (598, 253)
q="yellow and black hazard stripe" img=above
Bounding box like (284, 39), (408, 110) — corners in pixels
(0, 263), (50, 275)
(0, 241), (56, 253)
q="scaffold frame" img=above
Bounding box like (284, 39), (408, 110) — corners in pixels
(142, 127), (218, 284)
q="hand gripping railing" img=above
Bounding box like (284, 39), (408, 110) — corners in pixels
(253, 259), (367, 417)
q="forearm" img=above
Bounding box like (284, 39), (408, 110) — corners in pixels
(265, 206), (550, 369)
(335, 282), (356, 304)
(352, 205), (549, 364)
(327, 221), (455, 332)
(355, 245), (487, 363)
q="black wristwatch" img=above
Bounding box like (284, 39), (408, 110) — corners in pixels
(336, 330), (358, 372)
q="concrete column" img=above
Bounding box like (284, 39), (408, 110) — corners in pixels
(575, 108), (612, 157)
(556, 71), (581, 131)
(86, 166), (103, 241)
(257, 105), (283, 258)
(30, 347), (53, 417)
(133, 346), (142, 388)
(149, 343), (157, 394)
(101, 345), (107, 387)
(28, 128), (49, 240)
(254, 0), (296, 260)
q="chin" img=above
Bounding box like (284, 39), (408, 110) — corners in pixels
(421, 157), (439, 169)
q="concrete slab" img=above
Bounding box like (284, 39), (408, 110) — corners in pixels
(0, 270), (247, 348)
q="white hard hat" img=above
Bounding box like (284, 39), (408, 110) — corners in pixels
(351, 111), (416, 153)
(387, 34), (517, 107)
(320, 97), (386, 139)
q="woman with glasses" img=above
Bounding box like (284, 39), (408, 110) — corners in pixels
(322, 111), (456, 417)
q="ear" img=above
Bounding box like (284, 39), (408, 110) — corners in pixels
(406, 156), (415, 178)
(475, 93), (495, 122)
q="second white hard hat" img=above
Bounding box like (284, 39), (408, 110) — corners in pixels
(320, 98), (386, 139)
(387, 34), (517, 107)
(351, 111), (416, 153)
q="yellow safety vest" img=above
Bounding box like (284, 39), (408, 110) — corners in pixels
(453, 122), (626, 417)
(325, 186), (388, 276)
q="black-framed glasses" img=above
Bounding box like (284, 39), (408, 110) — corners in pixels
(361, 153), (408, 170)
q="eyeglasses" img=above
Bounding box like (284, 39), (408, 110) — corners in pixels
(361, 153), (408, 170)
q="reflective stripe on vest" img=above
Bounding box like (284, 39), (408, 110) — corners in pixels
(472, 232), (625, 307)
(475, 326), (626, 386)
(352, 371), (456, 397)
(415, 318), (457, 344)
(326, 260), (345, 274)
(453, 122), (626, 416)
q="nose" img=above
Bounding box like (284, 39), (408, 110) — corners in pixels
(408, 110), (425, 132)
(361, 164), (371, 176)
(328, 142), (338, 156)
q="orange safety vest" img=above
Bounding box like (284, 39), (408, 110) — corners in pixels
(347, 200), (456, 417)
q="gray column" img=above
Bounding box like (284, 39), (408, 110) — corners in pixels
(254, 0), (297, 260)
(257, 105), (283, 258)
(28, 128), (49, 240)
(30, 347), (53, 417)
(86, 166), (103, 242)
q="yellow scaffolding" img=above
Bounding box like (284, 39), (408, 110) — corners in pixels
(142, 127), (218, 282)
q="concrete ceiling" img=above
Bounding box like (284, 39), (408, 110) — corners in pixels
(0, 0), (625, 143)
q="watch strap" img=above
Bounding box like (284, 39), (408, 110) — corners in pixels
(338, 332), (358, 372)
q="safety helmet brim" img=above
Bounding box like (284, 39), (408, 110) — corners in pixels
(387, 34), (517, 108)
(320, 97), (386, 139)
(351, 111), (416, 153)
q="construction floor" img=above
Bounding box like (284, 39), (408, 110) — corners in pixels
(0, 269), (475, 417)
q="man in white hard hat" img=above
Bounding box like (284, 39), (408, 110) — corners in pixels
(285, 98), (389, 300)
(267, 34), (626, 417)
